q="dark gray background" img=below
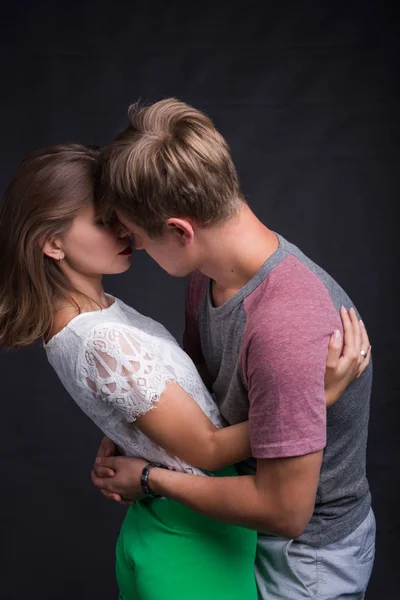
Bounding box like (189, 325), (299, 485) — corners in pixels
(0, 1), (398, 598)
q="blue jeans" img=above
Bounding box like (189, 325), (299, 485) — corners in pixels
(255, 508), (376, 600)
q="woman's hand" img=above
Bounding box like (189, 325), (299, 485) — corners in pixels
(324, 307), (371, 408)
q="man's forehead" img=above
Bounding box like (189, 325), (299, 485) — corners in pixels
(116, 212), (140, 229)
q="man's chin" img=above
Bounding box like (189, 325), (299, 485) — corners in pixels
(165, 266), (195, 278)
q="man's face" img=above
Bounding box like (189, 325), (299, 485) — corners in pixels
(117, 213), (197, 277)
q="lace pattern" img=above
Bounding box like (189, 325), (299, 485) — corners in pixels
(82, 325), (173, 422)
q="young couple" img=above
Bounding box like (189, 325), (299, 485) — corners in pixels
(0, 99), (374, 600)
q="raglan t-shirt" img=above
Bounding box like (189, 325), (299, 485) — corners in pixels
(184, 233), (372, 546)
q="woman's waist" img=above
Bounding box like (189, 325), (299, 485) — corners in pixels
(124, 465), (247, 536)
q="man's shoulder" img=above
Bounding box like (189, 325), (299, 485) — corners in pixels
(245, 254), (335, 315)
(242, 254), (340, 346)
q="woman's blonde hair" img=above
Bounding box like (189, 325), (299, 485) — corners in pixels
(97, 98), (245, 237)
(0, 143), (99, 348)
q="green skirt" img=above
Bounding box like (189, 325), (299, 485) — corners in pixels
(115, 466), (257, 600)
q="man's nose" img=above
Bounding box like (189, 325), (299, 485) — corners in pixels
(133, 235), (145, 250)
(115, 222), (130, 238)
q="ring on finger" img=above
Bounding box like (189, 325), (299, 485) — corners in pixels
(360, 349), (367, 358)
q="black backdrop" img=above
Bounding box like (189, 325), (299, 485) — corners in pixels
(1, 2), (398, 598)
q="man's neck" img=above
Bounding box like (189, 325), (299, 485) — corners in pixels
(196, 204), (279, 296)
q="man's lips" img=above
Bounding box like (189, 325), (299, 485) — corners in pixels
(119, 244), (133, 255)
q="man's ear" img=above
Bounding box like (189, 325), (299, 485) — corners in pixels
(41, 235), (64, 260)
(165, 218), (194, 246)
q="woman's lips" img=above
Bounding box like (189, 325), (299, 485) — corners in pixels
(119, 245), (133, 255)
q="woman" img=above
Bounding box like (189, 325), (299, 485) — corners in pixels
(0, 144), (370, 600)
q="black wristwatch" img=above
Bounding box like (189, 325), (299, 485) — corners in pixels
(140, 463), (167, 498)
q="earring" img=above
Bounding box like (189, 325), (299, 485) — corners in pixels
(58, 255), (64, 262)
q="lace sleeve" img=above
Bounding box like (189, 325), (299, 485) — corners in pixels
(80, 324), (173, 422)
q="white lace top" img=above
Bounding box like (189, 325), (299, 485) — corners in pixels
(44, 295), (224, 476)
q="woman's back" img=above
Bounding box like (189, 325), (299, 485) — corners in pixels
(44, 295), (224, 476)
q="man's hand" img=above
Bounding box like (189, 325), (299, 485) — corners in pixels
(93, 436), (131, 504)
(96, 435), (118, 460)
(324, 307), (371, 407)
(91, 455), (148, 505)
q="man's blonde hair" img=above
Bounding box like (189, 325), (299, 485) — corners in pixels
(98, 98), (245, 236)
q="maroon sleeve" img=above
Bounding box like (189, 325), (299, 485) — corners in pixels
(183, 271), (208, 365)
(241, 258), (342, 459)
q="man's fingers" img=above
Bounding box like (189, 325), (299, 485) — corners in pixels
(97, 436), (116, 459)
(94, 466), (115, 478)
(91, 469), (115, 491)
(102, 489), (123, 502)
(101, 487), (133, 505)
(95, 456), (118, 470)
(96, 438), (107, 458)
(119, 499), (135, 506)
(97, 436), (109, 457)
(326, 330), (342, 369)
(102, 443), (116, 459)
(92, 455), (116, 478)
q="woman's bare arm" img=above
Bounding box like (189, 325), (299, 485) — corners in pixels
(134, 381), (251, 471)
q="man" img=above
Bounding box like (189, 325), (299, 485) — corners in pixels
(92, 98), (374, 599)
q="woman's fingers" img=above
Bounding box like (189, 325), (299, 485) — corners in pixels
(349, 308), (362, 355)
(340, 307), (356, 361)
(360, 320), (371, 356)
(357, 320), (372, 377)
(339, 307), (371, 379)
(326, 330), (343, 369)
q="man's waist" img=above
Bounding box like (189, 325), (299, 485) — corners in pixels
(296, 490), (371, 547)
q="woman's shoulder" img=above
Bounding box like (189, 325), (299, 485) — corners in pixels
(45, 299), (122, 347)
(44, 306), (81, 345)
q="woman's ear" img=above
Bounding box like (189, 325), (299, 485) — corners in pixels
(165, 218), (194, 246)
(41, 236), (64, 261)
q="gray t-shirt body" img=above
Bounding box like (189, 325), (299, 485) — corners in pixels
(184, 233), (372, 546)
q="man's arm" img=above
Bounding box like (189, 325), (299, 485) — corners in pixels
(151, 451), (322, 537)
(92, 450), (321, 537)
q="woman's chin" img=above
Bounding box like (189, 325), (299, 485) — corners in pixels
(109, 261), (133, 275)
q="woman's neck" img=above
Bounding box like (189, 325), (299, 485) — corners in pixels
(54, 271), (109, 312)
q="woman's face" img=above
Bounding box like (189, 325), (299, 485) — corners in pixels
(57, 201), (133, 276)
